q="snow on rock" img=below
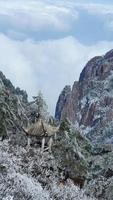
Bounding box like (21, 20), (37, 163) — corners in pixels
(55, 49), (113, 144)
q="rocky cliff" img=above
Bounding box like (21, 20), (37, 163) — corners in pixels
(55, 85), (71, 121)
(55, 49), (113, 144)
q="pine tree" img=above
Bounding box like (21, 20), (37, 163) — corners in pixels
(33, 91), (48, 121)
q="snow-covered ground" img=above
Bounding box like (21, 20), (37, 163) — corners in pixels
(0, 140), (95, 200)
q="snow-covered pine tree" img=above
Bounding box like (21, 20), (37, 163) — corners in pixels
(33, 91), (49, 121)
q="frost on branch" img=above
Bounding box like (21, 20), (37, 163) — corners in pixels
(0, 140), (95, 200)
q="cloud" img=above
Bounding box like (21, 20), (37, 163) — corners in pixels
(0, 0), (113, 114)
(76, 3), (113, 15)
(0, 34), (37, 96)
(0, 0), (113, 43)
(106, 20), (113, 31)
(74, 3), (113, 32)
(0, 33), (113, 114)
(0, 0), (79, 40)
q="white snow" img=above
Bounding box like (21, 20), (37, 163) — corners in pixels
(0, 140), (96, 200)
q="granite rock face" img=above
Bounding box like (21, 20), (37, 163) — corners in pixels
(55, 49), (113, 144)
(55, 85), (71, 121)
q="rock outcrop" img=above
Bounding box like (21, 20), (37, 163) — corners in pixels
(55, 49), (113, 144)
(0, 71), (28, 145)
(55, 85), (71, 121)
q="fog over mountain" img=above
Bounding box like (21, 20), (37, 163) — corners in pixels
(0, 0), (113, 113)
(1, 1), (113, 199)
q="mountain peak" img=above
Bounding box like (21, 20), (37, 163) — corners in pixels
(55, 49), (113, 144)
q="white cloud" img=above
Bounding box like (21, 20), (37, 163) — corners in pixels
(73, 2), (113, 32)
(0, 0), (79, 36)
(76, 3), (113, 15)
(0, 0), (113, 114)
(0, 34), (37, 96)
(0, 0), (113, 41)
(0, 33), (113, 114)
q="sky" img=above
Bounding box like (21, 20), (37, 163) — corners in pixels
(0, 0), (113, 114)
